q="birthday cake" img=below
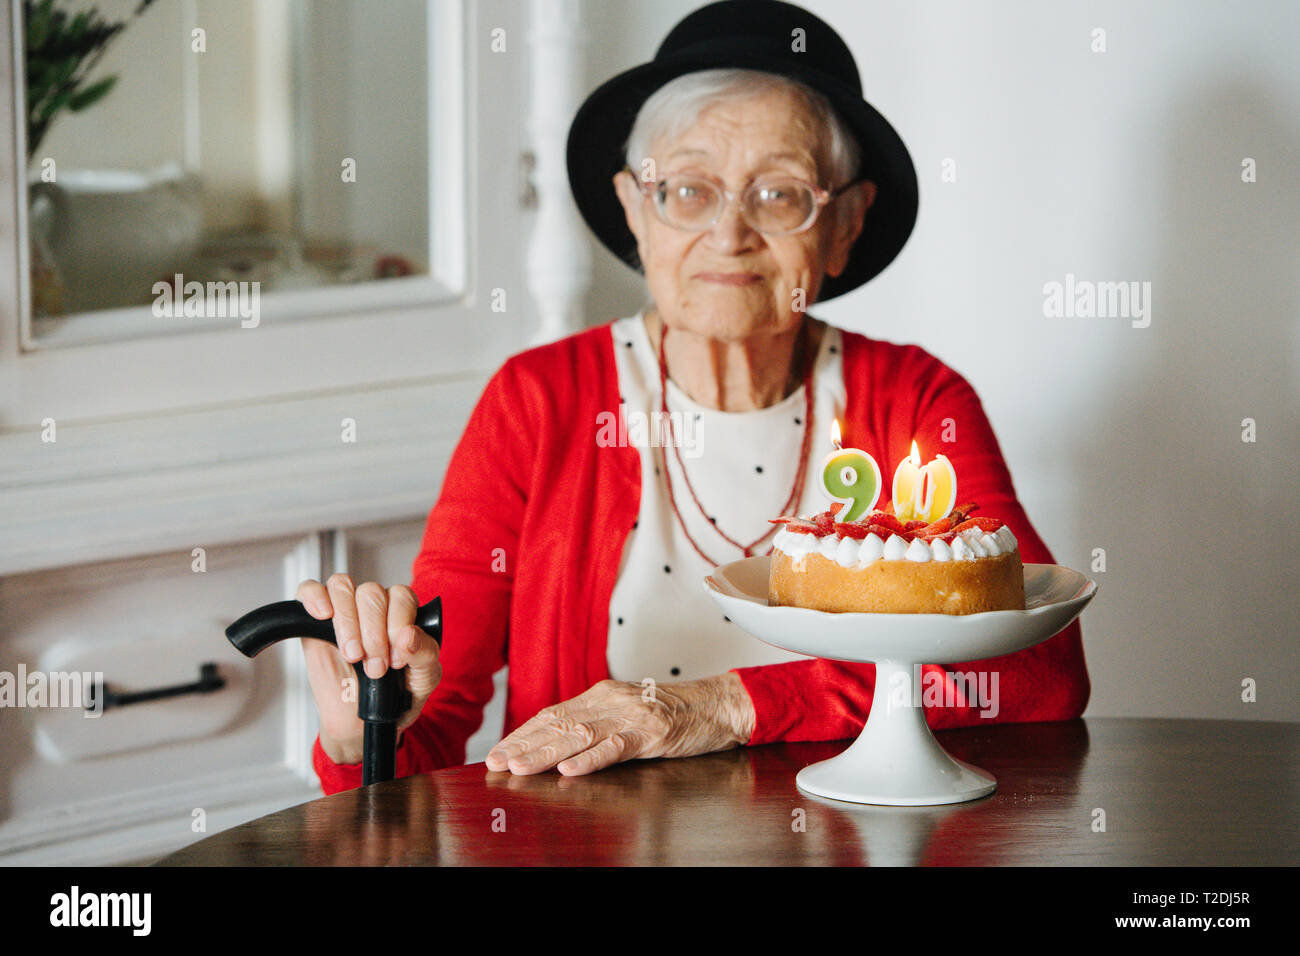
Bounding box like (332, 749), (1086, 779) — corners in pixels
(767, 502), (1026, 614)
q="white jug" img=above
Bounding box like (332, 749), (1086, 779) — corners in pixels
(29, 163), (204, 314)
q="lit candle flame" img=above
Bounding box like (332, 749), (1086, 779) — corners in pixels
(830, 419), (843, 450)
(892, 438), (957, 523)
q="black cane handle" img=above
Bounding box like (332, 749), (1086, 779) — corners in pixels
(225, 596), (442, 785)
(226, 597), (442, 657)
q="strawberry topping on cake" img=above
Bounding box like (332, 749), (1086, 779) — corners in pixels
(769, 502), (1004, 545)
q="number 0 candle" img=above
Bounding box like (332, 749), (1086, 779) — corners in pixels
(892, 440), (957, 523)
(820, 419), (881, 522)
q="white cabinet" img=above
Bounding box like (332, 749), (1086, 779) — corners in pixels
(0, 519), (509, 865)
(0, 0), (553, 865)
(0, 534), (321, 865)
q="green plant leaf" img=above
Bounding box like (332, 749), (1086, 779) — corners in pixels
(25, 1), (56, 50)
(37, 85), (74, 123)
(68, 75), (116, 111)
(50, 53), (78, 86)
(23, 0), (158, 160)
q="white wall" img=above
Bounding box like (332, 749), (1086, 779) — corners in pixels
(580, 0), (1300, 723)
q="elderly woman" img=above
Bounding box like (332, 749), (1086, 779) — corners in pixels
(298, 0), (1090, 793)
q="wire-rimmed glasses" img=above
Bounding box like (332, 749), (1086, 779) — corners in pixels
(629, 167), (861, 235)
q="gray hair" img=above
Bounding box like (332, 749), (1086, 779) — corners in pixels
(624, 69), (861, 194)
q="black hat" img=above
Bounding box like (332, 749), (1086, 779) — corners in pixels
(566, 0), (919, 302)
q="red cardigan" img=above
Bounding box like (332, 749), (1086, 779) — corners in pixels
(313, 321), (1090, 794)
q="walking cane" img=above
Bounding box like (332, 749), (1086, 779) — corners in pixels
(225, 596), (442, 785)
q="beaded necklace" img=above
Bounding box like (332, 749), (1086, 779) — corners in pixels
(655, 317), (816, 566)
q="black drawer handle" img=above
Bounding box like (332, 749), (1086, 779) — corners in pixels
(87, 662), (226, 713)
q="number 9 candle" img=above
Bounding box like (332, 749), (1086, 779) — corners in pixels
(821, 419), (881, 522)
(892, 440), (957, 523)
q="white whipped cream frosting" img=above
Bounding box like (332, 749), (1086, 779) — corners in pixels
(773, 523), (1018, 569)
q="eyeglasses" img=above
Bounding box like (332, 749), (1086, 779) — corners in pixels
(629, 167), (860, 236)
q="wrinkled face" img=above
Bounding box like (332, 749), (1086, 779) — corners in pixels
(614, 84), (874, 342)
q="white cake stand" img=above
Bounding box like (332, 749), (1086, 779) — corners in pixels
(704, 556), (1097, 806)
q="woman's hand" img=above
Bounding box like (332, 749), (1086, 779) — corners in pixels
(485, 673), (756, 776)
(296, 574), (442, 765)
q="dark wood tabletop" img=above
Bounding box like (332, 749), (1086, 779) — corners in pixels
(159, 718), (1298, 866)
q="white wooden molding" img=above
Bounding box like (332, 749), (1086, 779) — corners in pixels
(280, 531), (332, 786)
(0, 761), (320, 864)
(0, 374), (485, 576)
(0, 789), (319, 866)
(430, 0), (468, 294)
(525, 0), (592, 345)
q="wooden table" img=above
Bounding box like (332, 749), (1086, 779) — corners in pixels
(160, 718), (1297, 866)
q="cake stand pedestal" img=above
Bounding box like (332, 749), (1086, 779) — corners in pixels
(704, 556), (1097, 806)
(796, 658), (995, 805)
